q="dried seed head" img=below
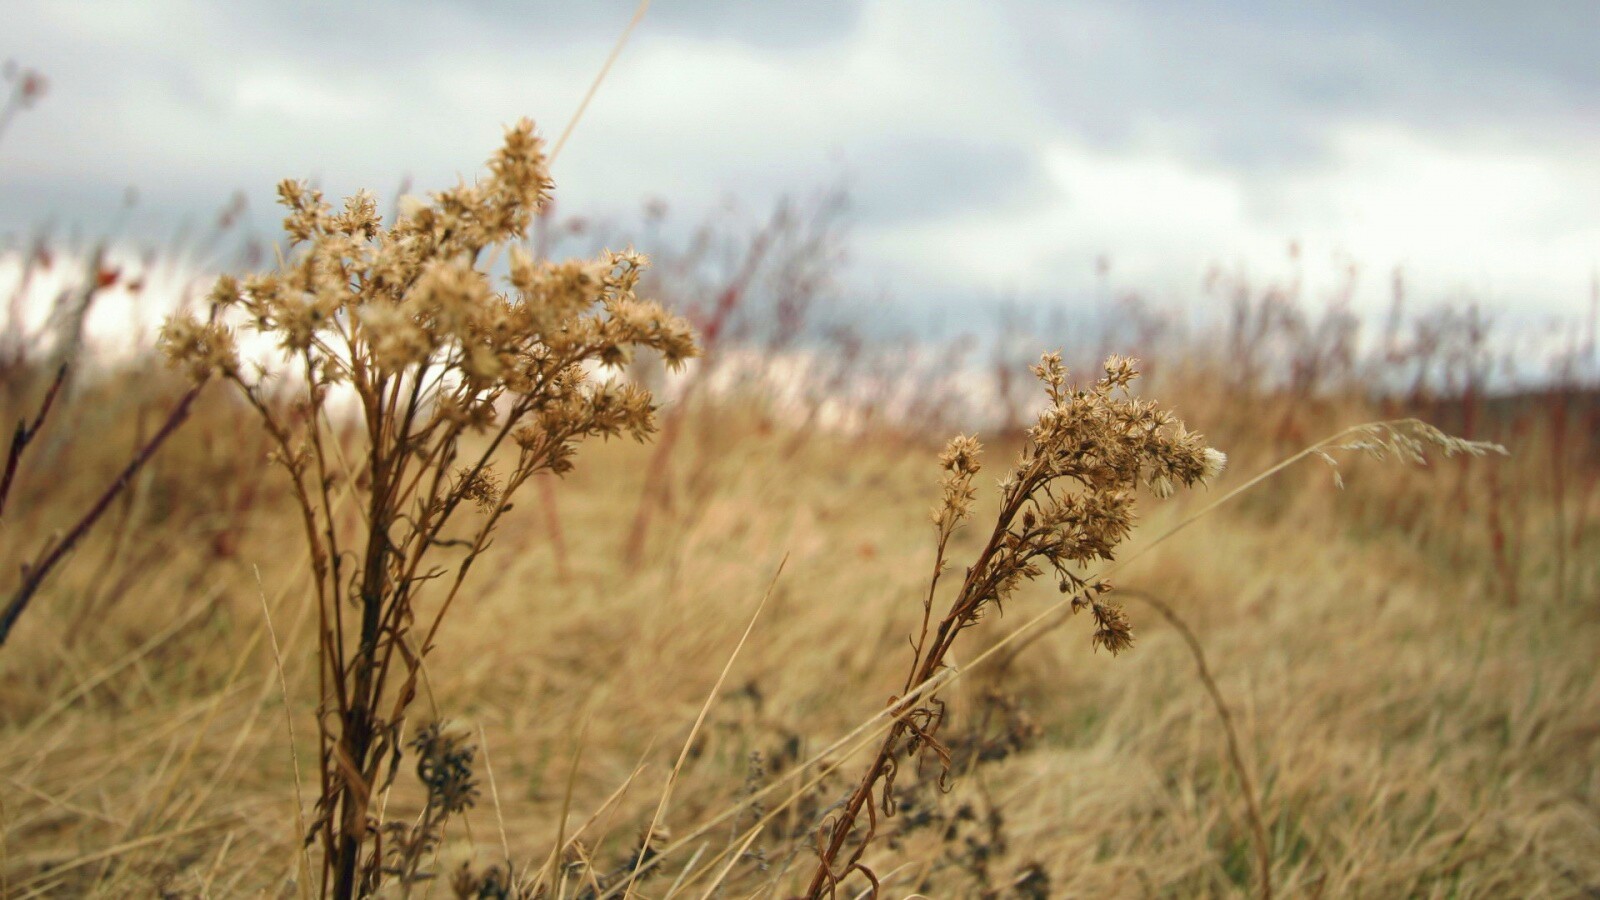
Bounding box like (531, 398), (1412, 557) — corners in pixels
(939, 353), (1225, 651)
(1089, 601), (1134, 655)
(455, 466), (502, 514)
(939, 434), (983, 475)
(933, 433), (983, 531)
(159, 117), (699, 457)
(158, 313), (238, 380)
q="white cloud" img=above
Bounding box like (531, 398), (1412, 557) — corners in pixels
(2, 0), (1595, 331)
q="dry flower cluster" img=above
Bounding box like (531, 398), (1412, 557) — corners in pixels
(160, 118), (696, 898)
(805, 353), (1225, 897)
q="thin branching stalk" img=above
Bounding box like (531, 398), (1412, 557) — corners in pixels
(613, 414), (1503, 898)
(803, 354), (1226, 898)
(160, 120), (696, 898)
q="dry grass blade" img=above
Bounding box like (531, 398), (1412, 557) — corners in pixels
(2, 792), (9, 899)
(548, 0), (651, 166)
(479, 723), (513, 874)
(4, 777), (119, 826)
(87, 612), (272, 892)
(695, 827), (763, 899)
(599, 671), (955, 898)
(663, 841), (708, 898)
(10, 596), (212, 743)
(8, 819), (229, 894)
(623, 554), (788, 899)
(555, 743), (658, 897)
(256, 565), (314, 900)
(1124, 587), (1272, 900)
(197, 830), (236, 897)
(531, 720), (590, 892)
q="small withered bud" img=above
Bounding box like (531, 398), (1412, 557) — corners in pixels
(1089, 601), (1134, 655)
(412, 722), (479, 815)
(939, 433), (983, 475)
(158, 313), (239, 381)
(933, 433), (984, 530)
(455, 466), (503, 514)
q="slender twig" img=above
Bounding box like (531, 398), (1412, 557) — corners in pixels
(0, 380), (205, 647)
(622, 213), (781, 565)
(0, 362), (68, 521)
(255, 566), (314, 895)
(1123, 588), (1272, 900)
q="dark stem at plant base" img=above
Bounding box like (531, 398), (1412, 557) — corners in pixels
(805, 719), (901, 897)
(332, 436), (399, 899)
(0, 362), (68, 521)
(805, 624), (968, 899)
(0, 379), (205, 648)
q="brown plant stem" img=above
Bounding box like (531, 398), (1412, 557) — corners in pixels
(0, 362), (68, 521)
(803, 468), (1043, 897)
(1123, 588), (1272, 900)
(0, 379), (205, 647)
(622, 213), (779, 566)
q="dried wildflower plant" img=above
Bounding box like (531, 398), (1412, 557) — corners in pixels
(805, 353), (1224, 898)
(160, 119), (696, 898)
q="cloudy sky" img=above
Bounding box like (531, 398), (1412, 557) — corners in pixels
(4, 0), (1597, 333)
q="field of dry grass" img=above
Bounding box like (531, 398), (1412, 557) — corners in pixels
(2, 343), (1597, 896)
(1, 48), (1597, 900)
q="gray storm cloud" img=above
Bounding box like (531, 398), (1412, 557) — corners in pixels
(3, 0), (1596, 327)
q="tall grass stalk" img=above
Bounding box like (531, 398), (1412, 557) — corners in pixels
(803, 354), (1225, 896)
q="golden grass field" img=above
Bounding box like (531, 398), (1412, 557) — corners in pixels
(2, 350), (1596, 897)
(0, 58), (1595, 897)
